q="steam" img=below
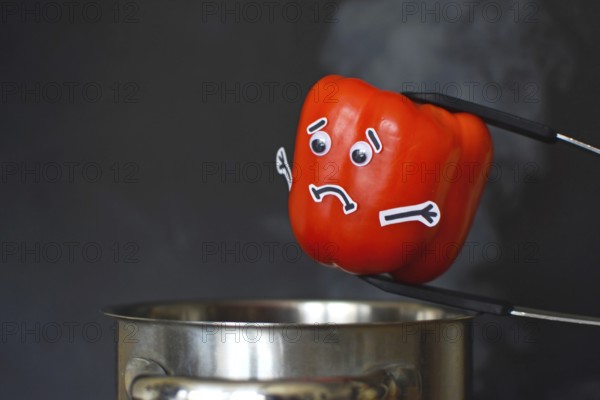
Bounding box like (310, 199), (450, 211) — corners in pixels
(320, 0), (573, 163)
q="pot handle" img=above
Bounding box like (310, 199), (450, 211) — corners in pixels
(126, 358), (421, 400)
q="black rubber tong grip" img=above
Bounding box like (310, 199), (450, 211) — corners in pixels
(360, 275), (513, 315)
(403, 92), (557, 143)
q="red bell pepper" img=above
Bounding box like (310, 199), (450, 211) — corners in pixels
(277, 75), (493, 283)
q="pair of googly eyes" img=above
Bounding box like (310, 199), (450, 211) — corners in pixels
(310, 132), (374, 167)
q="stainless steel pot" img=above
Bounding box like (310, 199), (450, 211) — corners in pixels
(104, 300), (473, 400)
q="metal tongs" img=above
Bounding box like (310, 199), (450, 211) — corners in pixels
(404, 92), (600, 156)
(361, 275), (600, 326)
(360, 92), (600, 327)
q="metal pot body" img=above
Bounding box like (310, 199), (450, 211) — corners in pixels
(105, 300), (473, 400)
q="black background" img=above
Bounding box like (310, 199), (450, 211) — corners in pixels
(1, 0), (600, 399)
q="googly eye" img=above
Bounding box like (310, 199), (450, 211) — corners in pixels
(309, 131), (331, 156)
(349, 141), (373, 167)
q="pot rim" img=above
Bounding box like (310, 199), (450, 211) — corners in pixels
(102, 298), (475, 327)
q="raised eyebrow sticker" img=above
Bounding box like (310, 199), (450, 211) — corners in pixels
(366, 128), (382, 153)
(307, 118), (328, 134)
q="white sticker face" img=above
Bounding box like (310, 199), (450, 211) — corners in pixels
(307, 117), (328, 134)
(366, 128), (382, 153)
(379, 201), (441, 227)
(309, 184), (357, 214)
(276, 147), (292, 191)
(310, 131), (332, 156)
(349, 141), (373, 166)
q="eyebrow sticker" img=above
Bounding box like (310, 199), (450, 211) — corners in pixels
(307, 117), (327, 134)
(366, 128), (382, 153)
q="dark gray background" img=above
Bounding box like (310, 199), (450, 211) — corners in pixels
(1, 0), (599, 399)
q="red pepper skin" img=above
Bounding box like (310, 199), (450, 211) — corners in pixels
(288, 75), (493, 284)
